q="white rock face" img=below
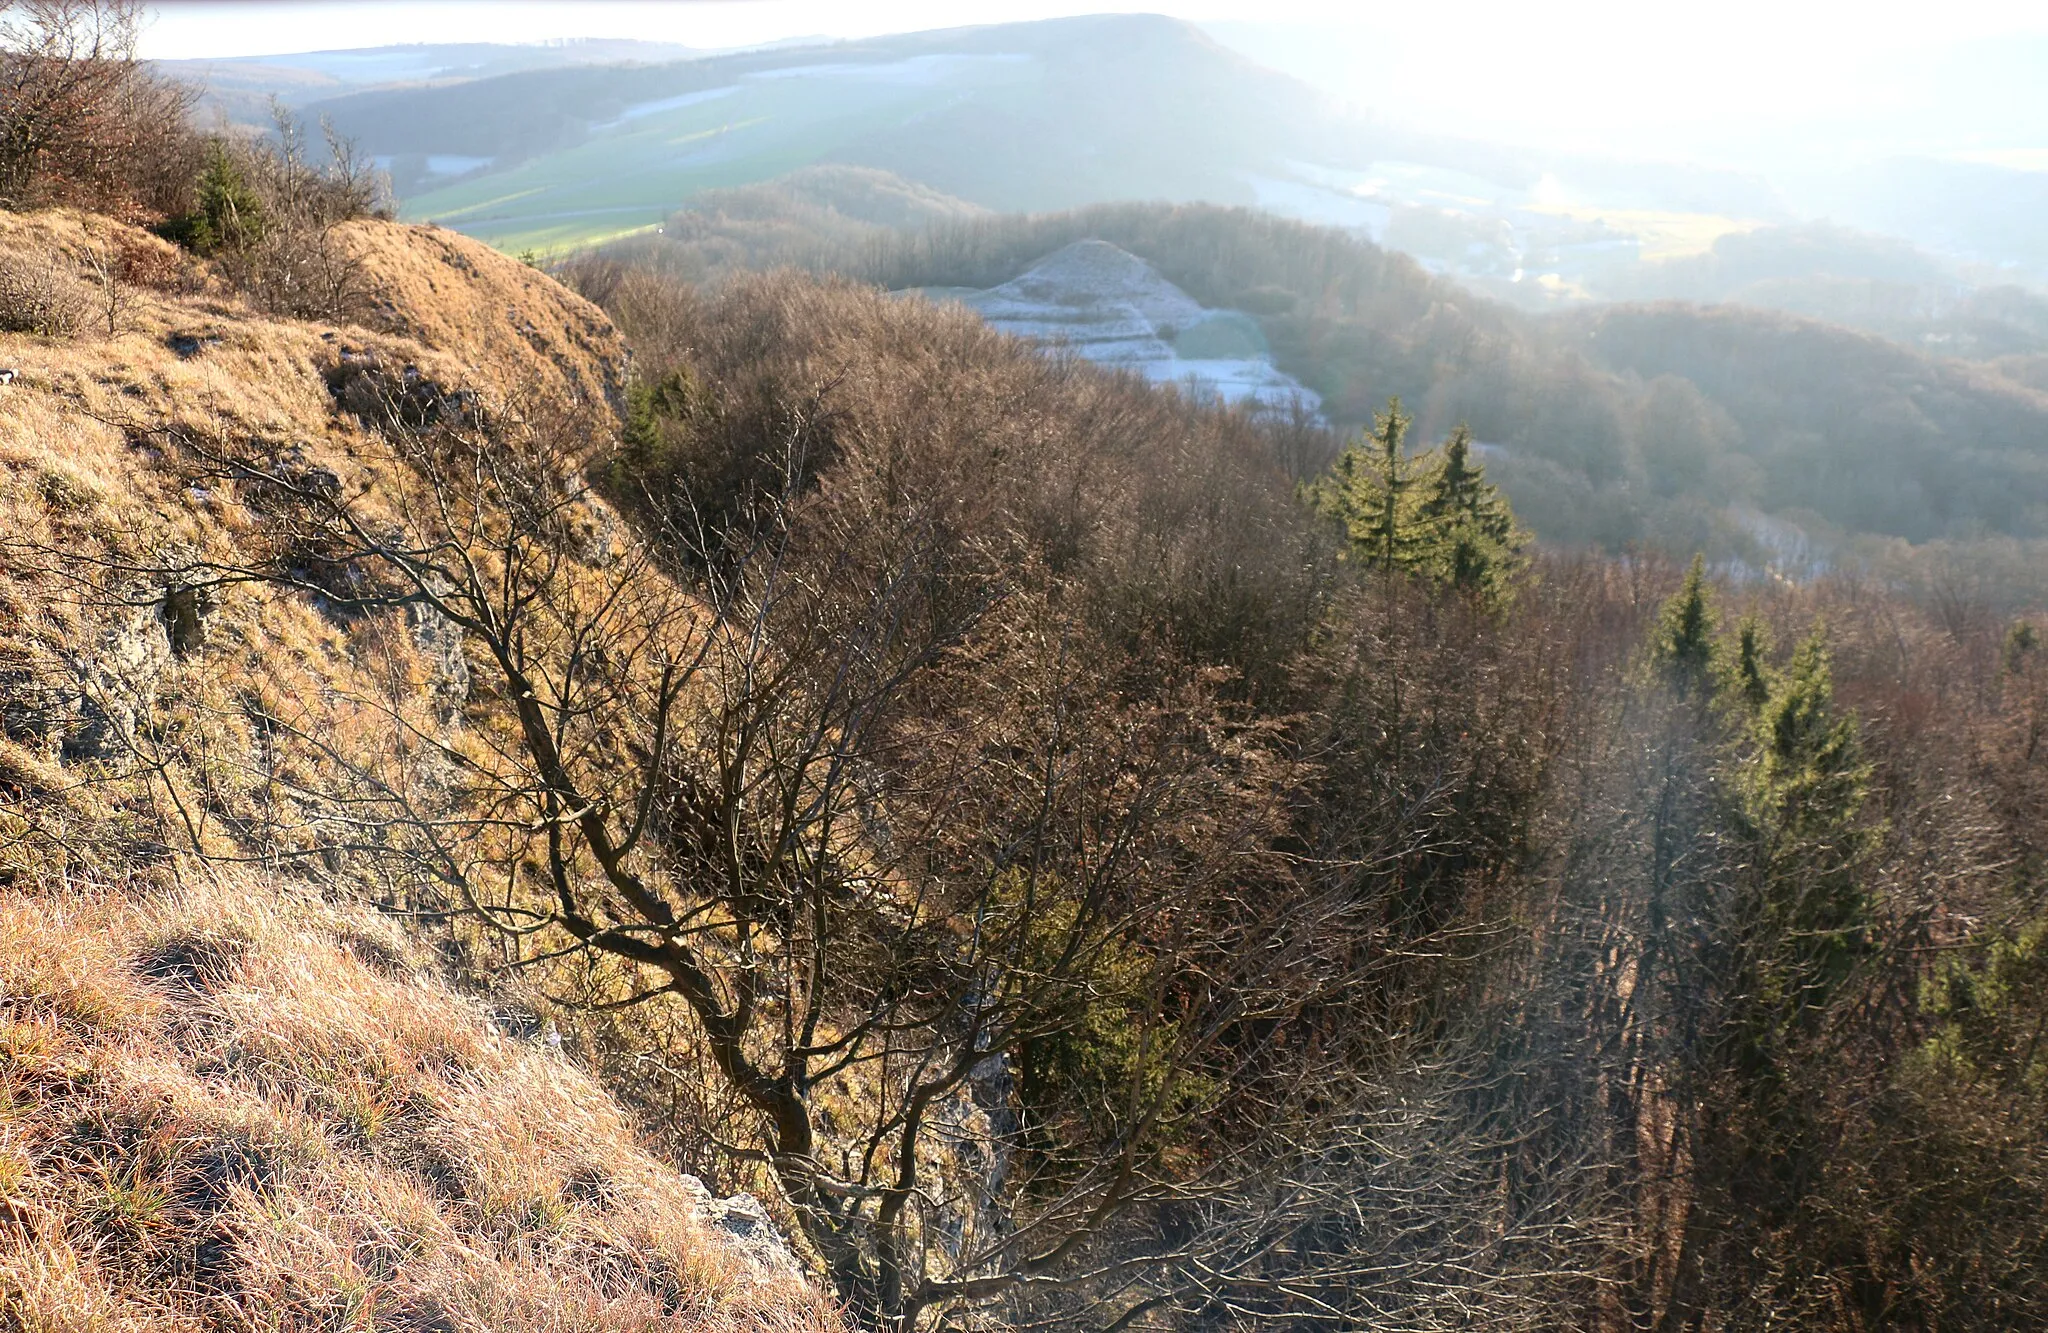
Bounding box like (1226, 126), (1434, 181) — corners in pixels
(675, 1174), (805, 1281)
(944, 240), (1322, 415)
(63, 602), (173, 761)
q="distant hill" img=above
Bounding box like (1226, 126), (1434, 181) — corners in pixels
(593, 165), (987, 282)
(158, 39), (701, 128)
(1601, 224), (2048, 360)
(781, 15), (1347, 213)
(180, 19), (2048, 349)
(705, 164), (988, 231)
(301, 15), (1385, 252)
(1995, 354), (2048, 396)
(731, 201), (2048, 565)
(1808, 156), (2048, 280)
(1560, 302), (2048, 543)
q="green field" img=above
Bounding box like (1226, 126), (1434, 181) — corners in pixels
(401, 59), (1039, 254)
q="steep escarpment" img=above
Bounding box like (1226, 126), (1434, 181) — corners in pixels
(0, 209), (832, 1333)
(10, 198), (2048, 1333)
(0, 210), (620, 819)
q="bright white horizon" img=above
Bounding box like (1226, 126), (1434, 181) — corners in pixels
(139, 1), (2048, 167)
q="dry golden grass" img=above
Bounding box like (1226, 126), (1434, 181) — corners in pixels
(0, 210), (620, 448)
(0, 206), (619, 852)
(0, 206), (835, 1332)
(336, 221), (625, 412)
(0, 873), (840, 1333)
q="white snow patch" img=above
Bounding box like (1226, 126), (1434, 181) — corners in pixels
(1244, 173), (1391, 238)
(944, 240), (1322, 416)
(425, 154), (491, 176)
(373, 154), (494, 178)
(742, 53), (1032, 86)
(593, 85), (740, 131)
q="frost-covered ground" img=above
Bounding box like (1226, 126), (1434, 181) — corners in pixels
(1244, 172), (1391, 239)
(742, 53), (1034, 85)
(936, 240), (1322, 415)
(591, 86), (742, 131)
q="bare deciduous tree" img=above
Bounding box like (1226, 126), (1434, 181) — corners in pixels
(0, 0), (198, 218)
(229, 103), (383, 318)
(78, 241), (122, 335)
(21, 364), (1615, 1329)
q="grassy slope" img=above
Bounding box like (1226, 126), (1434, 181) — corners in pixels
(331, 15), (1336, 256)
(0, 877), (831, 1333)
(0, 209), (833, 1333)
(399, 62), (1036, 254)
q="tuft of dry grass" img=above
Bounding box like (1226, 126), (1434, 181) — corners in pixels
(0, 874), (840, 1333)
(0, 250), (91, 337)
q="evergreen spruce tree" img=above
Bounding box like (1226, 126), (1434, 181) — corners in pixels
(2005, 620), (2040, 675)
(1307, 397), (1425, 574)
(162, 141), (267, 256)
(1744, 624), (1873, 1016)
(1730, 614), (1773, 714)
(1415, 424), (1523, 602)
(1701, 623), (1875, 1307)
(1308, 401), (1527, 606)
(620, 366), (699, 474)
(1651, 555), (1718, 702)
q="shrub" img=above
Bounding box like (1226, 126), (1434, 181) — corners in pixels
(159, 109), (387, 322)
(0, 249), (88, 336)
(0, 0), (204, 221)
(111, 232), (187, 292)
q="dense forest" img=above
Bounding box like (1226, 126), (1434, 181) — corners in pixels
(1605, 223), (2048, 360)
(6, 5), (2048, 1330)
(608, 195), (2048, 602)
(538, 258), (2048, 1328)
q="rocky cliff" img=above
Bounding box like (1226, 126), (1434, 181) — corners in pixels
(0, 209), (832, 1333)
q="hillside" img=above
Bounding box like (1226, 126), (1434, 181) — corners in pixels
(0, 209), (832, 1331)
(161, 40), (703, 131)
(12, 10), (2048, 1329)
(738, 200), (2048, 578)
(309, 15), (1371, 252)
(1597, 223), (2048, 359)
(5, 186), (2048, 1329)
(190, 17), (2047, 334)
(1561, 302), (2048, 542)
(595, 166), (987, 283)
(0, 876), (827, 1332)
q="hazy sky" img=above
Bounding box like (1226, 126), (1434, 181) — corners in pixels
(140, 1), (2048, 165)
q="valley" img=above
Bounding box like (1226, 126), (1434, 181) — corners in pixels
(5, 6), (2048, 1330)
